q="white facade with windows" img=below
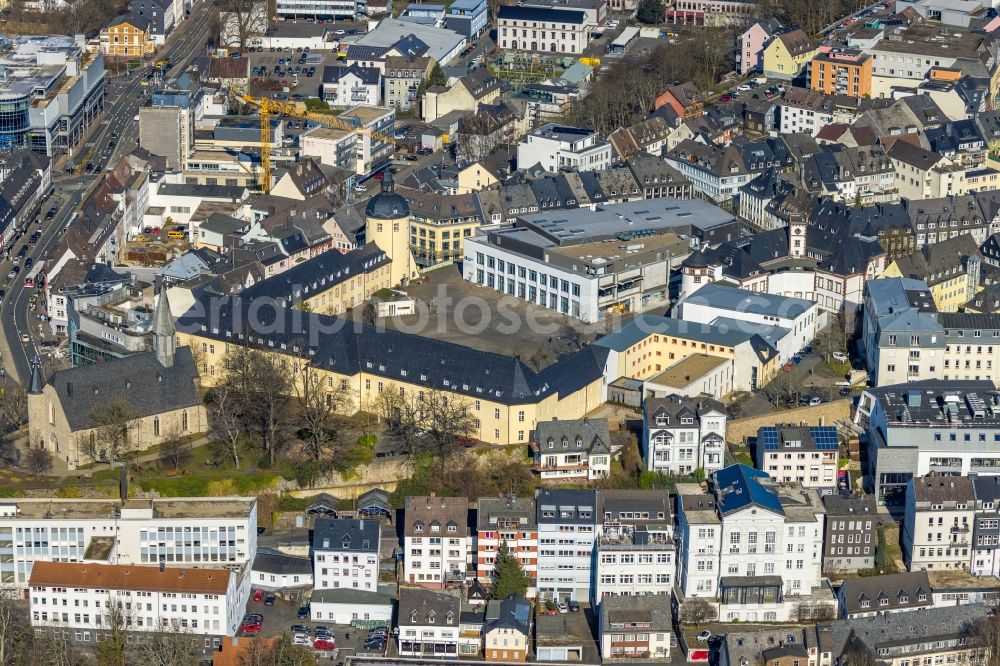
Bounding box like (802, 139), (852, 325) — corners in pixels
(535, 489), (596, 602)
(641, 395), (727, 476)
(0, 498), (257, 590)
(312, 518), (381, 591)
(497, 6), (588, 54)
(28, 561), (250, 642)
(403, 496), (471, 588)
(676, 466), (829, 622)
(463, 236), (596, 321)
(516, 123), (612, 173)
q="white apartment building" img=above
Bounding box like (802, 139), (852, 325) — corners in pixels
(0, 497), (257, 589)
(28, 561), (250, 645)
(593, 490), (675, 605)
(476, 496), (538, 596)
(312, 518), (381, 591)
(535, 489), (596, 603)
(516, 123), (613, 173)
(641, 395), (727, 476)
(403, 495), (471, 589)
(322, 66), (382, 108)
(339, 105), (395, 176)
(903, 475), (975, 571)
(497, 5), (588, 54)
(971, 475), (1000, 577)
(398, 587), (462, 657)
(754, 425), (839, 493)
(676, 465), (831, 622)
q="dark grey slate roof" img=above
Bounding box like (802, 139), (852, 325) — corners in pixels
(484, 595), (531, 635)
(176, 292), (605, 406)
(839, 571), (932, 616)
(313, 518), (381, 553)
(46, 348), (201, 432)
(238, 243), (389, 307)
(534, 417), (611, 455)
(535, 488), (596, 525)
(398, 588), (461, 626)
(251, 551), (313, 576)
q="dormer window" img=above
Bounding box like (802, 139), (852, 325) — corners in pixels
(547, 438), (554, 449)
(446, 611), (455, 624)
(561, 437), (568, 449)
(411, 610), (418, 622)
(899, 595), (908, 604)
(879, 597), (888, 606)
(414, 522), (424, 533)
(428, 611), (436, 624)
(575, 436), (582, 448)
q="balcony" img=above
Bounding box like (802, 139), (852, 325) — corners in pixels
(533, 460), (589, 472)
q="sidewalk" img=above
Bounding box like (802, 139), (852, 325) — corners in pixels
(17, 434), (214, 479)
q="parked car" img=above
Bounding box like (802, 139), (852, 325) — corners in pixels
(314, 638), (335, 650)
(293, 634), (310, 646)
(832, 351), (849, 363)
(296, 606), (309, 619)
(839, 386), (852, 396)
(809, 395), (823, 406)
(290, 624), (310, 634)
(556, 602), (569, 614)
(252, 590), (263, 602)
(264, 594), (276, 606)
(696, 631), (713, 643)
(568, 600), (580, 612)
(719, 93), (732, 102)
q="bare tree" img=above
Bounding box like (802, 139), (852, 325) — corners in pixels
(83, 398), (139, 465)
(295, 367), (353, 463)
(679, 597), (717, 626)
(24, 447), (52, 475)
(456, 112), (507, 165)
(96, 597), (129, 666)
(219, 0), (267, 49)
(0, 386), (26, 433)
(128, 620), (202, 666)
(159, 428), (190, 472)
(238, 633), (317, 666)
(208, 384), (244, 469)
(219, 346), (293, 466)
(375, 386), (477, 472)
(970, 610), (1000, 666)
(0, 589), (32, 665)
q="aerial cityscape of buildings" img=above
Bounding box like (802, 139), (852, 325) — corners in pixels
(8, 0), (1000, 662)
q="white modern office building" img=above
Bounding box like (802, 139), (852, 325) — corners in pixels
(462, 198), (740, 323)
(0, 497), (258, 589)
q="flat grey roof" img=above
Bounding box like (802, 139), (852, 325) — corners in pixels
(514, 197), (736, 247)
(683, 283), (813, 320)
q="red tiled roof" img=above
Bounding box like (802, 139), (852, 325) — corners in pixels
(29, 562), (230, 595)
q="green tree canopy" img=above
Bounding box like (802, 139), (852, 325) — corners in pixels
(492, 541), (530, 600)
(636, 0), (665, 24)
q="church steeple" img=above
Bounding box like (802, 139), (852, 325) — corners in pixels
(153, 280), (175, 369)
(27, 357), (44, 395)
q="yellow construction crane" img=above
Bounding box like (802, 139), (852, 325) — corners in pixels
(240, 95), (397, 193)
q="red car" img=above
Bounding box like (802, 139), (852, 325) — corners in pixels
(314, 638), (335, 650)
(252, 589), (263, 602)
(719, 94), (732, 102)
(241, 623), (261, 634)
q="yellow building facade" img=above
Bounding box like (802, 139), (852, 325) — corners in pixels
(100, 16), (155, 58)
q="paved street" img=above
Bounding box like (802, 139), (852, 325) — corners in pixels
(0, 2), (218, 387)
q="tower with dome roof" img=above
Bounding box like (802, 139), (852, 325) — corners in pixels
(364, 170), (418, 287)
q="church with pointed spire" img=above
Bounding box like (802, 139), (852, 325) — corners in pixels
(27, 281), (206, 470)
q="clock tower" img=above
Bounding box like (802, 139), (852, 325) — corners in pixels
(787, 212), (807, 259)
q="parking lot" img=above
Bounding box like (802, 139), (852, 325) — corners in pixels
(245, 593), (390, 661)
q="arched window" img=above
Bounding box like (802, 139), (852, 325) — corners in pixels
(153, 416), (160, 437)
(181, 410), (188, 431)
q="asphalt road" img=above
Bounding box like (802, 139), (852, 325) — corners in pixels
(0, 1), (218, 387)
